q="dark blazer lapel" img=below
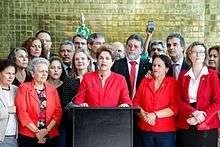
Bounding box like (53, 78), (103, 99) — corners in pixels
(137, 59), (144, 82)
(136, 58), (148, 89)
(122, 58), (130, 79)
(120, 58), (131, 96)
(181, 59), (190, 70)
(120, 58), (130, 88)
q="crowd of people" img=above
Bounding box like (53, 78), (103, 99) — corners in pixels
(0, 28), (220, 147)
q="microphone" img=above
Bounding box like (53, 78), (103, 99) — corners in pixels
(65, 102), (80, 109)
(100, 74), (104, 80)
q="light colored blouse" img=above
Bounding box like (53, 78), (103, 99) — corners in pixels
(184, 66), (208, 103)
(0, 85), (17, 141)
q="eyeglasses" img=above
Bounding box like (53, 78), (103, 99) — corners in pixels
(190, 51), (205, 55)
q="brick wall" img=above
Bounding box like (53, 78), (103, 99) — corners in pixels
(0, 0), (220, 58)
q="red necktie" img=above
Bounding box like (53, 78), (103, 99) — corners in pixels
(129, 61), (137, 97)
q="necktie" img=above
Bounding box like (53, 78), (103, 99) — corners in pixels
(172, 64), (179, 79)
(129, 61), (137, 98)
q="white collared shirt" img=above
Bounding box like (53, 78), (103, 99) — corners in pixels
(126, 57), (141, 98)
(184, 66), (208, 103)
(172, 57), (184, 79)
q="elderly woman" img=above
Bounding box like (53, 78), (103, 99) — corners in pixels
(133, 54), (179, 147)
(7, 47), (31, 86)
(0, 59), (18, 147)
(16, 57), (62, 147)
(177, 42), (220, 147)
(73, 45), (132, 107)
(22, 37), (44, 60)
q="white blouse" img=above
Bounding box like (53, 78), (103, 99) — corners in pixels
(184, 66), (208, 103)
(2, 88), (17, 136)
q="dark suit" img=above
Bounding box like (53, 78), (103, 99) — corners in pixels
(111, 57), (151, 97)
(111, 57), (151, 147)
(181, 59), (189, 70)
(175, 58), (190, 80)
(61, 76), (80, 147)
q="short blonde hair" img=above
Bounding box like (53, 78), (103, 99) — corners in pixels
(185, 41), (208, 66)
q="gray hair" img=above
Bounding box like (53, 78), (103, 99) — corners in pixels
(59, 40), (74, 51)
(8, 47), (28, 65)
(27, 57), (49, 74)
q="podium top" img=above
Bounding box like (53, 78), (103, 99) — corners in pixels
(71, 107), (140, 112)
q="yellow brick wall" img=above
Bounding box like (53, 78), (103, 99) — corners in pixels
(0, 0), (220, 58)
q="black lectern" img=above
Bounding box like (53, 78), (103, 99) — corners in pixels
(71, 107), (139, 147)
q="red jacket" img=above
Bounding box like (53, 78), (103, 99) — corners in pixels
(74, 71), (132, 107)
(177, 68), (220, 130)
(133, 76), (179, 132)
(16, 81), (62, 138)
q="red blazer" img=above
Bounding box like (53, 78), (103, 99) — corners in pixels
(74, 71), (132, 107)
(16, 81), (62, 138)
(177, 68), (220, 130)
(133, 76), (179, 132)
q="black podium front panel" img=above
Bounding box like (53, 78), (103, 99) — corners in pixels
(72, 107), (138, 147)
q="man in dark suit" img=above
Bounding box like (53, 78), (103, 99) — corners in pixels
(112, 33), (151, 98)
(87, 32), (105, 71)
(111, 33), (151, 147)
(166, 32), (189, 79)
(58, 40), (75, 76)
(167, 33), (190, 147)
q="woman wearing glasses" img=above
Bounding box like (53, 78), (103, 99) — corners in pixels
(177, 42), (220, 147)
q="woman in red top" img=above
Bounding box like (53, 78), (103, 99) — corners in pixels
(73, 45), (132, 107)
(177, 42), (220, 147)
(133, 54), (179, 147)
(16, 57), (62, 147)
